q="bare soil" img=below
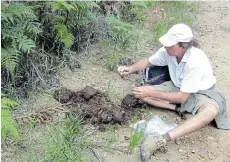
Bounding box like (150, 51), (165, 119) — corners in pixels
(54, 86), (143, 125)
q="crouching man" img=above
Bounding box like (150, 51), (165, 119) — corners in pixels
(118, 23), (230, 161)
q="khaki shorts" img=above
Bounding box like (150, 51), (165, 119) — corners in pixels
(154, 81), (219, 115)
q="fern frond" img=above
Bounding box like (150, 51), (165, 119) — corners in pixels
(60, 2), (76, 11)
(55, 23), (74, 48)
(73, 2), (98, 20)
(1, 2), (39, 56)
(23, 21), (42, 35)
(1, 109), (20, 138)
(1, 3), (36, 24)
(47, 1), (75, 12)
(1, 97), (18, 109)
(16, 34), (36, 53)
(1, 95), (19, 138)
(1, 47), (20, 73)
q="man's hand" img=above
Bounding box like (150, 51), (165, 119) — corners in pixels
(117, 66), (133, 76)
(132, 86), (159, 99)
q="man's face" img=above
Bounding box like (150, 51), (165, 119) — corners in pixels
(164, 44), (184, 57)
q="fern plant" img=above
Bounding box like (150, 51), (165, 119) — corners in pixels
(1, 2), (41, 74)
(40, 1), (99, 48)
(55, 23), (74, 48)
(1, 95), (20, 138)
(1, 48), (20, 74)
(106, 14), (136, 50)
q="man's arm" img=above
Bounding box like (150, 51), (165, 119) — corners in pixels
(118, 47), (167, 76)
(132, 86), (190, 103)
(157, 91), (190, 103)
(118, 59), (151, 76)
(129, 59), (152, 72)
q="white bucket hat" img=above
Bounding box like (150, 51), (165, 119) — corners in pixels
(159, 23), (193, 47)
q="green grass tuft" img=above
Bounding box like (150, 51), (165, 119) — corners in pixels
(128, 130), (144, 152)
(40, 112), (89, 162)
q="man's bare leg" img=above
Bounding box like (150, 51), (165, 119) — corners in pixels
(141, 97), (176, 110)
(168, 103), (218, 140)
(140, 103), (219, 161)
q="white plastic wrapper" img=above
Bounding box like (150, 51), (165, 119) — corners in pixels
(131, 115), (177, 136)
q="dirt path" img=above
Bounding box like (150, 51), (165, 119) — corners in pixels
(59, 1), (230, 162)
(195, 1), (230, 99)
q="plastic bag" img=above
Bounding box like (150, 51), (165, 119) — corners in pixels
(131, 115), (177, 136)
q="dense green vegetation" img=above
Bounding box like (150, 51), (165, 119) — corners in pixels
(1, 1), (198, 161)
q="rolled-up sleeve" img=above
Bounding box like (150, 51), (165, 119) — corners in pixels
(148, 47), (168, 66)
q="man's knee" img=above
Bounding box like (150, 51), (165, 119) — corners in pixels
(198, 103), (219, 117)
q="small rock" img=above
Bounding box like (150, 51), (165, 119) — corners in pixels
(199, 154), (205, 159)
(124, 136), (130, 140)
(98, 125), (106, 132)
(179, 149), (184, 153)
(175, 117), (181, 122)
(208, 152), (213, 160)
(207, 136), (215, 141)
(81, 86), (98, 100)
(175, 139), (182, 145)
(192, 150), (195, 153)
(184, 135), (189, 138)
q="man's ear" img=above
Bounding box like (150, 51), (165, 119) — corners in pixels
(181, 45), (186, 49)
(180, 42), (189, 49)
(178, 42), (183, 48)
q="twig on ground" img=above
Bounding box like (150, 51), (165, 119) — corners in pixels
(88, 147), (103, 162)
